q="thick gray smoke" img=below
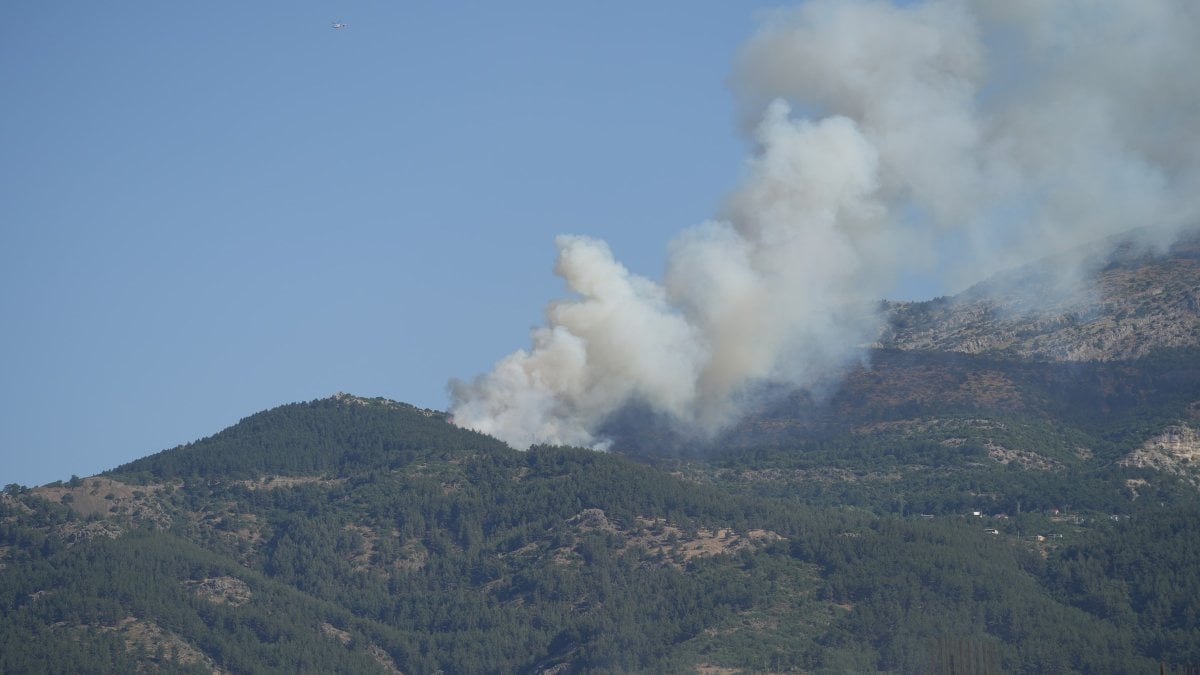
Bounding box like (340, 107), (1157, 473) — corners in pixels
(450, 0), (1200, 449)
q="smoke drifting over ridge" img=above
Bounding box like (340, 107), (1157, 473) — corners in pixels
(450, 0), (1200, 450)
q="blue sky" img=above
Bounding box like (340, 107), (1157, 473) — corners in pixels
(2, 2), (774, 486)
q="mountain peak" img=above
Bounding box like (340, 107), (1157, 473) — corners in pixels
(106, 394), (501, 481)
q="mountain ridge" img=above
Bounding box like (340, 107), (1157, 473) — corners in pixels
(106, 393), (502, 482)
(877, 231), (1200, 362)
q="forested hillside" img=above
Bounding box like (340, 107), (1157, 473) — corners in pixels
(3, 390), (1199, 672)
(2, 239), (1200, 672)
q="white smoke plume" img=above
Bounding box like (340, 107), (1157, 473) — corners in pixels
(450, 0), (1200, 449)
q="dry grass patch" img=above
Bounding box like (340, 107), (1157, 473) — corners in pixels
(185, 576), (252, 607)
(33, 477), (172, 527)
(89, 616), (223, 673)
(565, 509), (783, 570)
(320, 622), (353, 646)
(986, 443), (1061, 470)
(234, 475), (345, 490)
(55, 520), (124, 546)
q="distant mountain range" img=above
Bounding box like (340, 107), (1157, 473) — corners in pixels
(2, 233), (1199, 673)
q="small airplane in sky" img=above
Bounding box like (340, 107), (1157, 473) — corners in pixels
(331, 22), (348, 29)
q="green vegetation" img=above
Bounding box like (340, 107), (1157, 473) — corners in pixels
(108, 395), (507, 481)
(3, 345), (1199, 674)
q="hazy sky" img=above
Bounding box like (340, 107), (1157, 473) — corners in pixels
(2, 2), (770, 486)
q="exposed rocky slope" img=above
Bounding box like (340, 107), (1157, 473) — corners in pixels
(877, 232), (1200, 361)
(1121, 424), (1200, 488)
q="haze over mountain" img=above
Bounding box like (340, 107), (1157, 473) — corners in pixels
(599, 231), (1200, 460)
(879, 232), (1200, 362)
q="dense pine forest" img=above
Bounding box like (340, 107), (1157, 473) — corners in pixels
(2, 385), (1199, 673)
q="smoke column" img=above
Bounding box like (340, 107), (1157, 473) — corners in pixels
(450, 0), (1200, 450)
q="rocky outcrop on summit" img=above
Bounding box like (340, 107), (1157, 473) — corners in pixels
(877, 233), (1200, 362)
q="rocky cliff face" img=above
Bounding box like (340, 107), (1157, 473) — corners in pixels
(877, 233), (1200, 362)
(1120, 425), (1200, 487)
